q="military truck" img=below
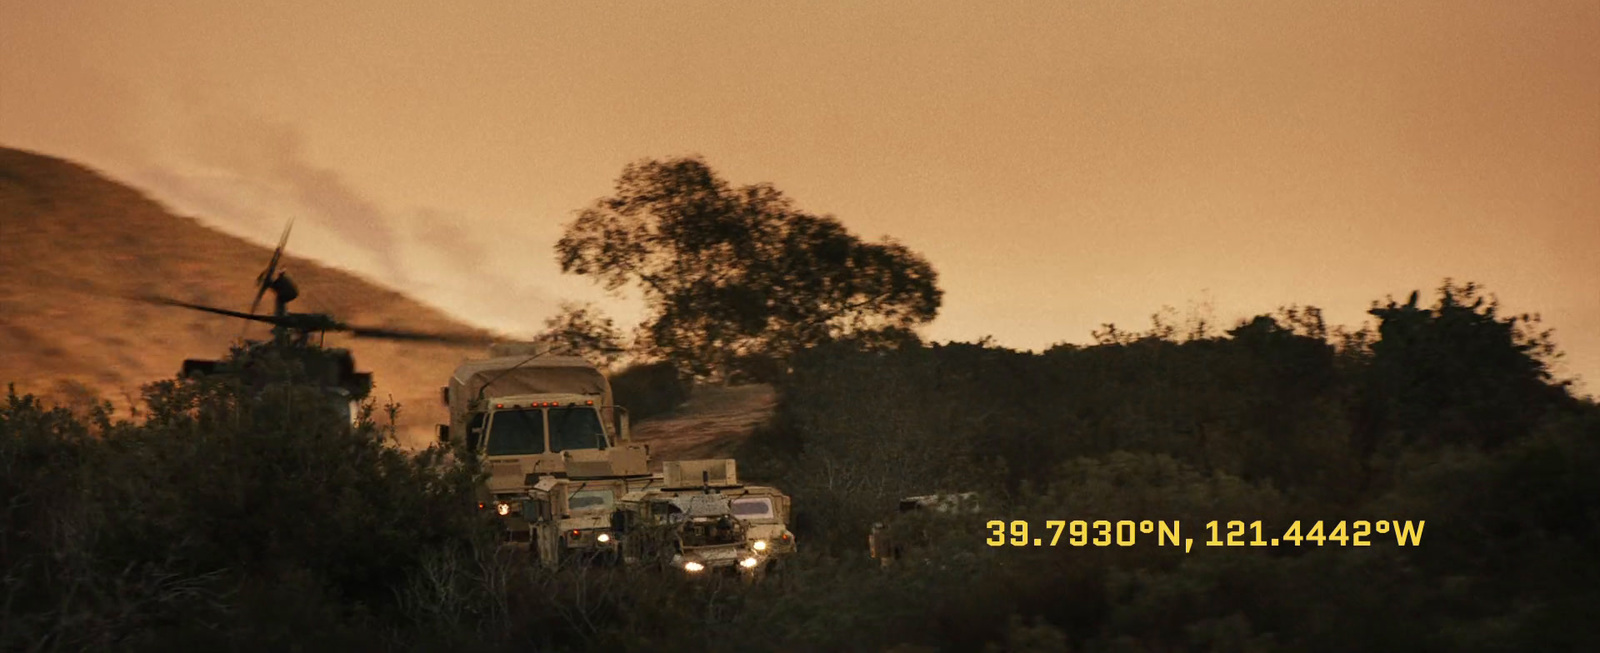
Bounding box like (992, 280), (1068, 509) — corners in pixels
(438, 343), (650, 541)
(525, 470), (658, 568)
(609, 459), (796, 578)
(868, 492), (982, 567)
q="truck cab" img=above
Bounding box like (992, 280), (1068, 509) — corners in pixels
(470, 393), (627, 489)
(439, 350), (648, 541)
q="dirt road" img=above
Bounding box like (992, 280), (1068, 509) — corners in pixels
(630, 384), (776, 468)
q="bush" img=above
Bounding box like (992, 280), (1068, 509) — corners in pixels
(5, 281), (1595, 651)
(727, 353), (787, 384)
(610, 361), (691, 422)
(732, 283), (1596, 651)
(0, 371), (491, 651)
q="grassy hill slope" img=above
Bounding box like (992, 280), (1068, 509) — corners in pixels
(630, 383), (776, 467)
(0, 146), (490, 445)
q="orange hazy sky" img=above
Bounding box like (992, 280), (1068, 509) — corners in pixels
(3, 1), (1596, 394)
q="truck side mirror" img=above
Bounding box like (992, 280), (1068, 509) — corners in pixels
(435, 424), (450, 444)
(467, 427), (483, 451)
(610, 510), (629, 533)
(440, 386), (450, 407)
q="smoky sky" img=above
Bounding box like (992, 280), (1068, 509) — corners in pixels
(2, 0), (1596, 394)
(127, 90), (406, 284)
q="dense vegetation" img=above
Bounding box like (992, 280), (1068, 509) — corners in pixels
(739, 282), (1597, 651)
(4, 281), (1595, 651)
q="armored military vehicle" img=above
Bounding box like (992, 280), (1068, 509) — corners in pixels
(608, 459), (795, 578)
(524, 470), (657, 568)
(869, 492), (982, 567)
(439, 345), (651, 540)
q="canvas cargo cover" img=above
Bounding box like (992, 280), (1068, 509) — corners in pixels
(448, 355), (613, 417)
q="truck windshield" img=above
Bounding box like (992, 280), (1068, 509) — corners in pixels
(549, 406), (607, 452)
(681, 517), (742, 547)
(568, 489), (615, 513)
(486, 408), (545, 456)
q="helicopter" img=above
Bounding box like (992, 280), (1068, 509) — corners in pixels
(131, 218), (496, 421)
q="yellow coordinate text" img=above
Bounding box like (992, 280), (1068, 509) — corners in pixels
(985, 519), (1425, 552)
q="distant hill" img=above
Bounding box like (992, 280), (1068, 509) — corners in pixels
(0, 146), (491, 446)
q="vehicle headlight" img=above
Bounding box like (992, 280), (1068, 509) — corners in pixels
(683, 561), (705, 573)
(597, 533), (611, 543)
(495, 502), (511, 516)
(739, 557), (759, 569)
(752, 540), (767, 551)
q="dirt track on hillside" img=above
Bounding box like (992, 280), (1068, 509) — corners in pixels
(630, 384), (776, 469)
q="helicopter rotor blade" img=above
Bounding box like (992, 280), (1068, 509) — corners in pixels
(134, 294), (287, 327)
(132, 293), (494, 344)
(249, 217), (296, 316)
(342, 324), (497, 346)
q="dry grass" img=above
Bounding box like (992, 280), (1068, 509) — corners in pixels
(0, 147), (487, 446)
(630, 383), (776, 466)
(0, 146), (780, 453)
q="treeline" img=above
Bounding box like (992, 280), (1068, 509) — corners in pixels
(3, 281), (1596, 651)
(735, 281), (1598, 651)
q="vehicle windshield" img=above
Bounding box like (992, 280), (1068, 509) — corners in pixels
(730, 497), (775, 519)
(548, 406), (607, 452)
(568, 489), (615, 513)
(680, 516), (742, 547)
(486, 408), (545, 456)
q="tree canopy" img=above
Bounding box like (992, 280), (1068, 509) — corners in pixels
(555, 156), (942, 378)
(1361, 280), (1570, 449)
(533, 301), (628, 370)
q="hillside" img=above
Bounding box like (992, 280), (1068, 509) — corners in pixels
(630, 383), (776, 467)
(0, 146), (491, 446)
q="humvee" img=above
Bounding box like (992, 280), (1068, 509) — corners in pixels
(525, 471), (658, 568)
(609, 459), (795, 578)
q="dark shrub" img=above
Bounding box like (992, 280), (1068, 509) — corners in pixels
(610, 361), (691, 422)
(727, 353), (786, 384)
(5, 281), (1594, 651)
(0, 370), (490, 651)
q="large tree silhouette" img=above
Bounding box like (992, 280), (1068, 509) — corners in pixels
(556, 156), (941, 378)
(1361, 280), (1572, 450)
(534, 302), (628, 369)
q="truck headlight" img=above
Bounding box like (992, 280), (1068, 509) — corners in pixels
(752, 540), (767, 551)
(683, 561), (705, 573)
(740, 557), (759, 569)
(495, 502), (511, 516)
(597, 533), (611, 543)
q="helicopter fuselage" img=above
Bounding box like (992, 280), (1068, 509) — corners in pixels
(178, 340), (374, 422)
